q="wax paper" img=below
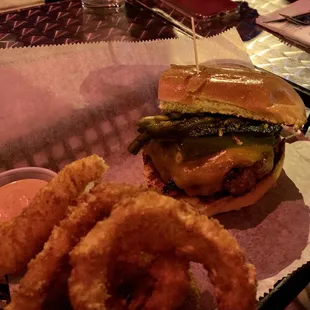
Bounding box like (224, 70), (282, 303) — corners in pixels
(0, 28), (309, 303)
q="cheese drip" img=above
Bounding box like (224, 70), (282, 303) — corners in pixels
(145, 140), (274, 196)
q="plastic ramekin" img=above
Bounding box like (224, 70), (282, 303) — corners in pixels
(0, 167), (57, 187)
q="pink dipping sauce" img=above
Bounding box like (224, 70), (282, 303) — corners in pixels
(0, 179), (47, 223)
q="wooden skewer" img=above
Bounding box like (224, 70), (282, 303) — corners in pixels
(191, 17), (200, 75)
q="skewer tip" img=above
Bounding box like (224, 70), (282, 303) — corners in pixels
(190, 17), (200, 75)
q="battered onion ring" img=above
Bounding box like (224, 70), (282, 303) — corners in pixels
(106, 255), (192, 310)
(0, 155), (107, 275)
(143, 256), (191, 309)
(6, 183), (147, 310)
(69, 191), (256, 310)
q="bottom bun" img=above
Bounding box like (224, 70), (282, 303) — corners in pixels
(143, 141), (285, 217)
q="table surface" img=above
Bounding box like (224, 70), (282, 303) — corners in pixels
(136, 0), (310, 93)
(243, 0), (310, 93)
(0, 1), (309, 310)
(0, 0), (188, 48)
(0, 0), (308, 92)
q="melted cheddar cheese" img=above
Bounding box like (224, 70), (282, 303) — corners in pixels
(145, 140), (274, 196)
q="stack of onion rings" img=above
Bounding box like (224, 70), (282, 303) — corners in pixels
(69, 190), (256, 310)
(6, 183), (147, 310)
(0, 154), (256, 310)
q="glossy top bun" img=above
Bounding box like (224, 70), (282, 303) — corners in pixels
(158, 65), (306, 128)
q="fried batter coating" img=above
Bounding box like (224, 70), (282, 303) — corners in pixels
(6, 183), (146, 310)
(144, 256), (191, 309)
(107, 255), (191, 310)
(0, 155), (107, 276)
(69, 191), (257, 310)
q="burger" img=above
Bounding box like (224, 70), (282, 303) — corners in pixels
(128, 65), (307, 216)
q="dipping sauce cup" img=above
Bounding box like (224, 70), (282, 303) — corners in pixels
(0, 167), (57, 223)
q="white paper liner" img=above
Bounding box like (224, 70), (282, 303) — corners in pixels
(256, 141), (310, 297)
(0, 28), (309, 302)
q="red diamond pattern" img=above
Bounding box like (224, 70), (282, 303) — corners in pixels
(64, 18), (79, 27)
(53, 29), (69, 39)
(20, 28), (37, 36)
(54, 12), (71, 20)
(12, 20), (27, 29)
(4, 13), (18, 22)
(66, 1), (81, 9)
(28, 35), (49, 44)
(0, 33), (15, 40)
(47, 5), (61, 13)
(0, 0), (182, 48)
(0, 40), (24, 48)
(26, 9), (41, 17)
(42, 23), (58, 32)
(35, 15), (50, 25)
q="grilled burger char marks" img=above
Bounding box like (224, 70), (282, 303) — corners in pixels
(128, 65), (306, 216)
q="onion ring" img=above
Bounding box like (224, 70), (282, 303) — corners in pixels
(106, 255), (192, 310)
(69, 191), (256, 310)
(6, 183), (146, 310)
(0, 155), (107, 276)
